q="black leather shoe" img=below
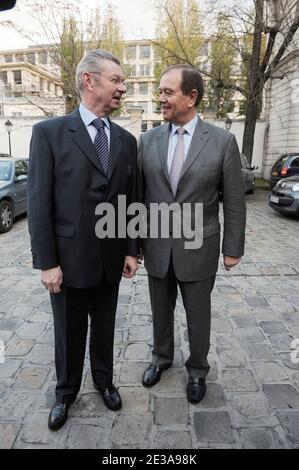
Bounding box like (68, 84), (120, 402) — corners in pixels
(48, 401), (69, 430)
(94, 383), (122, 411)
(142, 364), (171, 388)
(187, 377), (206, 404)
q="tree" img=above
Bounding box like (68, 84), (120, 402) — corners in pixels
(2, 0), (124, 114)
(151, 0), (299, 163)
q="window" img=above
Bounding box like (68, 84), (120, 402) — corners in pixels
(126, 83), (134, 96)
(291, 157), (299, 168)
(153, 121), (161, 127)
(127, 45), (136, 60)
(128, 65), (137, 77)
(15, 53), (24, 62)
(40, 77), (44, 91)
(0, 71), (8, 83)
(12, 112), (22, 116)
(139, 64), (150, 77)
(139, 101), (148, 113)
(38, 52), (47, 65)
(141, 121), (148, 133)
(4, 55), (13, 63)
(47, 81), (51, 92)
(139, 45), (150, 59)
(139, 82), (148, 95)
(15, 160), (28, 178)
(13, 70), (22, 85)
(26, 53), (36, 65)
(152, 101), (160, 113)
(0, 161), (12, 181)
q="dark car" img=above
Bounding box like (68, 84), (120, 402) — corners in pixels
(270, 153), (299, 189)
(240, 153), (258, 194)
(269, 175), (299, 217)
(0, 157), (29, 233)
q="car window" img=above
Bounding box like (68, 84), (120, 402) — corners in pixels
(290, 157), (299, 168)
(15, 160), (28, 177)
(0, 161), (12, 181)
(273, 156), (288, 171)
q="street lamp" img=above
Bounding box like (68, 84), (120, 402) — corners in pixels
(225, 116), (232, 131)
(4, 120), (13, 156)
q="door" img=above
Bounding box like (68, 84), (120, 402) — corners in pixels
(12, 160), (28, 215)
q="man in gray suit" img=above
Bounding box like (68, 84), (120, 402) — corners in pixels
(138, 64), (246, 404)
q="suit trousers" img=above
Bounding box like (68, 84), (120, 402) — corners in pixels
(148, 257), (216, 378)
(50, 279), (119, 404)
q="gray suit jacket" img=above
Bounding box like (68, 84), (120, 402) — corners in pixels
(138, 117), (246, 281)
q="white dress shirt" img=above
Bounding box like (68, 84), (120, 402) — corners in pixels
(167, 114), (198, 173)
(79, 103), (110, 148)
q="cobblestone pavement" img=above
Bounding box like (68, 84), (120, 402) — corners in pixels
(0, 189), (299, 449)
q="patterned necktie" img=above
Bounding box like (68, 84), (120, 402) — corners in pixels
(92, 118), (110, 177)
(169, 127), (186, 196)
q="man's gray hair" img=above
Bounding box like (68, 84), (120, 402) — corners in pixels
(76, 49), (121, 95)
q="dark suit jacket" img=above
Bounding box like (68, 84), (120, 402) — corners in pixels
(138, 118), (246, 281)
(28, 108), (138, 288)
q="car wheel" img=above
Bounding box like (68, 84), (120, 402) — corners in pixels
(0, 200), (13, 233)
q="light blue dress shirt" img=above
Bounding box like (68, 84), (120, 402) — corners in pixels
(167, 114), (198, 173)
(79, 103), (110, 148)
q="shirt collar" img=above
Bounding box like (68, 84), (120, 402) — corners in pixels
(170, 114), (198, 137)
(79, 103), (110, 129)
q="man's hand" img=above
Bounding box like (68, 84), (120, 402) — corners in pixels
(41, 266), (63, 294)
(223, 255), (242, 271)
(122, 256), (138, 278)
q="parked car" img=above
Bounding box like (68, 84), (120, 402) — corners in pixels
(240, 153), (258, 194)
(269, 175), (299, 217)
(270, 153), (299, 189)
(0, 156), (29, 233)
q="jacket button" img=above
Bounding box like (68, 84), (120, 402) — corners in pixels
(99, 184), (107, 190)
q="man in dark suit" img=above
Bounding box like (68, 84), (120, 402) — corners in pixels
(28, 50), (138, 430)
(138, 64), (246, 404)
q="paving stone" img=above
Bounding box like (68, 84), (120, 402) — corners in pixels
(231, 316), (257, 329)
(253, 362), (290, 383)
(276, 411), (299, 446)
(154, 397), (188, 425)
(243, 343), (277, 361)
(268, 334), (294, 351)
(0, 390), (37, 418)
(237, 327), (266, 343)
(112, 415), (148, 446)
(191, 383), (226, 409)
(128, 326), (152, 342)
(219, 349), (248, 368)
(119, 362), (148, 385)
(28, 344), (54, 365)
(17, 322), (46, 339)
(0, 359), (22, 378)
(21, 413), (63, 445)
(6, 339), (34, 357)
(118, 386), (149, 413)
(263, 384), (299, 409)
(0, 317), (23, 331)
(239, 428), (284, 449)
(260, 321), (288, 335)
(245, 297), (269, 308)
(124, 343), (151, 361)
(70, 393), (107, 417)
(228, 393), (278, 427)
(151, 430), (191, 449)
(222, 369), (258, 392)
(212, 318), (232, 333)
(193, 411), (234, 444)
(66, 421), (112, 449)
(154, 368), (186, 393)
(0, 423), (21, 449)
(14, 367), (50, 389)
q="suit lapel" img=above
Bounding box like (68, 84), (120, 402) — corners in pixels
(178, 118), (209, 183)
(156, 123), (171, 184)
(69, 109), (107, 176)
(108, 120), (122, 181)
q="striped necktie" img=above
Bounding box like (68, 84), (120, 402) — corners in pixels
(169, 127), (186, 196)
(92, 118), (110, 177)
